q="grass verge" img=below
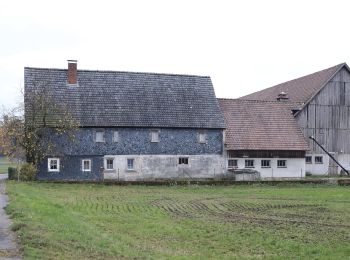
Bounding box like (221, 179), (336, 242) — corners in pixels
(5, 182), (350, 259)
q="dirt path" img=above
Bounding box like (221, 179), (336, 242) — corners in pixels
(0, 175), (21, 260)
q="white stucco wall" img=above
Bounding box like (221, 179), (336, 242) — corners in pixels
(230, 158), (305, 179)
(337, 154), (350, 173)
(103, 154), (226, 181)
(305, 154), (329, 175)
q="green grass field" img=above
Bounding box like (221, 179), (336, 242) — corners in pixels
(0, 157), (16, 173)
(5, 182), (350, 259)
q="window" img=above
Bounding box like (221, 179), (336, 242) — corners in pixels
(315, 156), (323, 164)
(179, 157), (189, 165)
(113, 131), (119, 142)
(48, 158), (60, 172)
(82, 159), (91, 171)
(95, 131), (105, 142)
(261, 160), (271, 168)
(228, 159), (238, 169)
(305, 156), (312, 164)
(277, 160), (287, 168)
(245, 159), (254, 168)
(198, 132), (206, 143)
(151, 130), (159, 143)
(127, 158), (134, 170)
(106, 158), (114, 170)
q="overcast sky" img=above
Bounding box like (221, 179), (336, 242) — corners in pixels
(1, 0), (350, 111)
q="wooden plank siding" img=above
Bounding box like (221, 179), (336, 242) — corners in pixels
(296, 67), (350, 154)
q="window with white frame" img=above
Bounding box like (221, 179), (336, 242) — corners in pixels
(178, 157), (189, 165)
(82, 159), (91, 172)
(245, 159), (254, 168)
(113, 131), (119, 142)
(261, 160), (271, 168)
(277, 160), (287, 168)
(151, 130), (159, 143)
(48, 158), (60, 172)
(95, 131), (105, 142)
(228, 159), (238, 169)
(198, 132), (206, 143)
(315, 156), (323, 164)
(305, 156), (312, 164)
(127, 158), (134, 170)
(106, 158), (114, 170)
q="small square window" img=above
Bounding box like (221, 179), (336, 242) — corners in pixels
(228, 159), (238, 169)
(305, 156), (312, 164)
(151, 130), (159, 143)
(95, 131), (105, 142)
(106, 158), (114, 170)
(48, 158), (60, 172)
(277, 160), (287, 168)
(245, 159), (254, 168)
(261, 160), (271, 168)
(315, 156), (323, 164)
(82, 159), (91, 172)
(113, 131), (119, 142)
(179, 157), (189, 165)
(198, 132), (206, 143)
(127, 158), (134, 170)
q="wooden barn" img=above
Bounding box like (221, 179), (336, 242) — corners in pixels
(233, 63), (350, 176)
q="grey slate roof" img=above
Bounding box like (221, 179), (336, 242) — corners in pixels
(218, 99), (309, 151)
(24, 67), (225, 129)
(240, 63), (346, 105)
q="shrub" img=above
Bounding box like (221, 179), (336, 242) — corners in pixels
(8, 167), (18, 180)
(19, 163), (37, 181)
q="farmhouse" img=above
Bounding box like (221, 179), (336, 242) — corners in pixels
(237, 63), (350, 176)
(24, 61), (350, 180)
(24, 61), (226, 181)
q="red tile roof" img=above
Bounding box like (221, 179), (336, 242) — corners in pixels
(218, 99), (309, 151)
(240, 63), (345, 104)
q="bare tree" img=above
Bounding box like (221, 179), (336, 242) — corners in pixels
(0, 82), (78, 168)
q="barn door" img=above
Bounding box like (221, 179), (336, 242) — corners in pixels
(328, 152), (339, 176)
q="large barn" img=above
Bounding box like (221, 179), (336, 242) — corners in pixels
(231, 63), (350, 176)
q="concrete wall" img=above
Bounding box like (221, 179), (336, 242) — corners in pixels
(305, 153), (350, 175)
(104, 154), (226, 181)
(229, 158), (305, 179)
(305, 153), (329, 175)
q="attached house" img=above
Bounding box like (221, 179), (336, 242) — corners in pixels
(24, 61), (226, 181)
(239, 63), (350, 176)
(218, 99), (309, 179)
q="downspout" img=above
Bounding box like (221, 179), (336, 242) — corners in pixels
(309, 136), (349, 176)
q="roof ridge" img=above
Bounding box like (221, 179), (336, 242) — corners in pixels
(270, 63), (345, 89)
(240, 62), (346, 100)
(24, 67), (210, 78)
(218, 98), (298, 104)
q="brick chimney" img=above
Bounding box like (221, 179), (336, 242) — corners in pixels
(67, 60), (78, 85)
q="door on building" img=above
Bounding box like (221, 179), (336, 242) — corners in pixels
(328, 153), (339, 176)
